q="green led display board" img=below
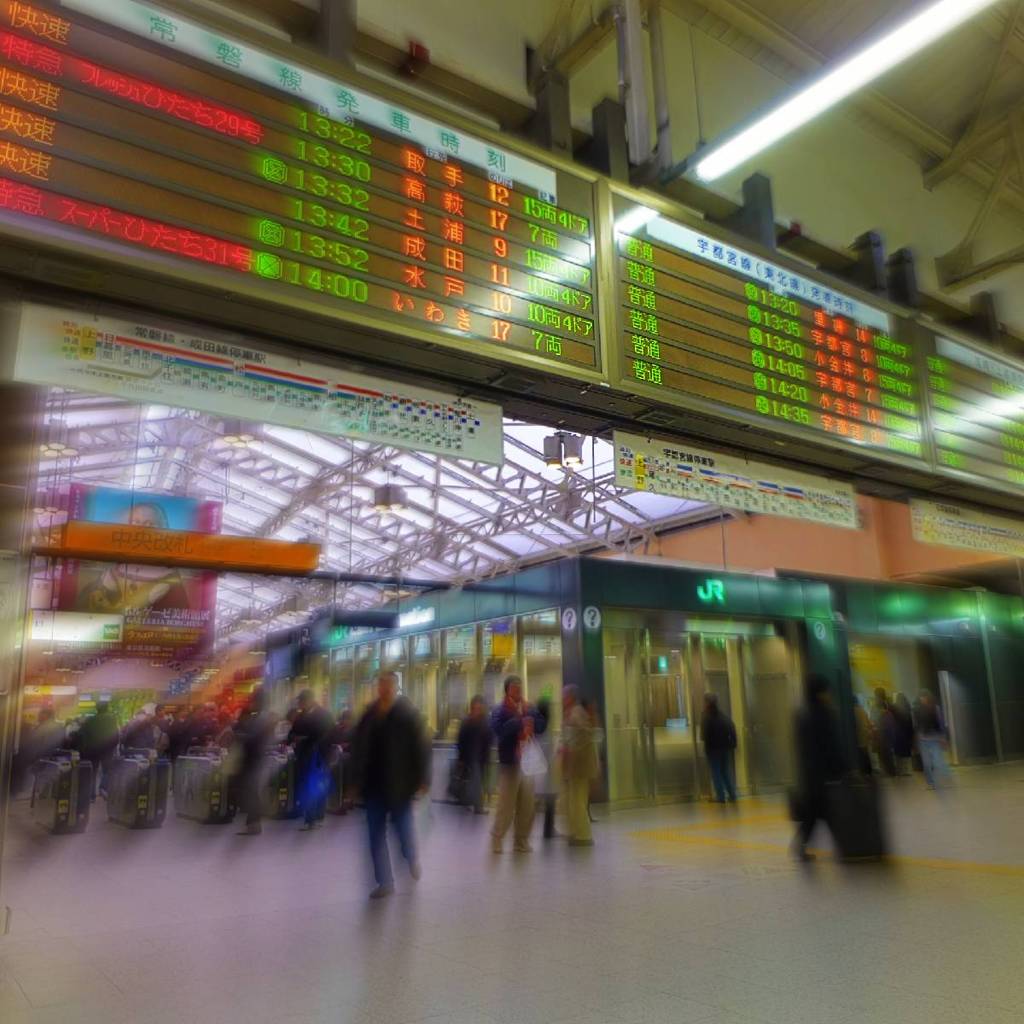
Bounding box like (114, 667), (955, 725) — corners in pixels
(608, 187), (927, 466)
(0, 0), (602, 378)
(926, 332), (1024, 493)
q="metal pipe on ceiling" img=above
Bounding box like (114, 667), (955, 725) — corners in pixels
(647, 0), (673, 177)
(615, 0), (653, 167)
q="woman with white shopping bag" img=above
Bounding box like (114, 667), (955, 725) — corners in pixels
(490, 676), (548, 854)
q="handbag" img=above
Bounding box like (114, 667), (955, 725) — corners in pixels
(520, 738), (548, 778)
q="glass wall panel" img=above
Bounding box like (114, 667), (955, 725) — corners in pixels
(520, 609), (563, 731)
(440, 625), (478, 740)
(408, 631), (439, 736)
(354, 641), (380, 715)
(481, 617), (516, 706)
(330, 645), (354, 714)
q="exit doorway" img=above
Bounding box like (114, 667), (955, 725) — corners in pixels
(602, 609), (803, 806)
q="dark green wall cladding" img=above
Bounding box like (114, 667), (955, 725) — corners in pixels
(311, 556), (1018, 762)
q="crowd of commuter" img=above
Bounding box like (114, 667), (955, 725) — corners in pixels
(13, 666), (954, 889)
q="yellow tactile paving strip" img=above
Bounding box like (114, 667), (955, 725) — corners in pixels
(629, 804), (1024, 877)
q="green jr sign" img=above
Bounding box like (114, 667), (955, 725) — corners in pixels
(697, 579), (726, 604)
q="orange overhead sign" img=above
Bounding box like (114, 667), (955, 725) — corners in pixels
(42, 521), (320, 574)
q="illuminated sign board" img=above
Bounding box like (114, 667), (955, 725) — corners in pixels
(925, 334), (1024, 494)
(31, 610), (122, 644)
(614, 430), (860, 528)
(610, 190), (925, 465)
(0, 1), (601, 378)
(696, 579), (726, 604)
(911, 499), (1024, 559)
(13, 303), (505, 463)
(41, 520), (321, 573)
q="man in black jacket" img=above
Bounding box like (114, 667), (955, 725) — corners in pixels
(351, 671), (430, 899)
(700, 693), (737, 804)
(792, 674), (846, 862)
(456, 695), (491, 814)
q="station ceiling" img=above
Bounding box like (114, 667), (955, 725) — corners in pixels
(33, 389), (715, 645)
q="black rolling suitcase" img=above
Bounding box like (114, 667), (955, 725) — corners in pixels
(261, 748), (298, 819)
(174, 749), (236, 824)
(107, 750), (171, 829)
(31, 752), (93, 834)
(826, 776), (887, 861)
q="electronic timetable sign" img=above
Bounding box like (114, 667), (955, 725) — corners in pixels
(0, 0), (601, 377)
(609, 189), (926, 465)
(925, 332), (1024, 494)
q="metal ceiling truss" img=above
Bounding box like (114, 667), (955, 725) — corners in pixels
(932, 3), (1024, 291)
(37, 392), (703, 646)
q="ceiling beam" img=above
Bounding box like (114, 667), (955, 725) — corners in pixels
(669, 0), (1024, 215)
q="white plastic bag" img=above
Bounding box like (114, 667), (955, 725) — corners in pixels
(520, 738), (548, 778)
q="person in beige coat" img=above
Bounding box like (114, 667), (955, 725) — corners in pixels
(561, 686), (598, 846)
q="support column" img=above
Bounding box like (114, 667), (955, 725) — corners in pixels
(588, 98), (629, 182)
(532, 69), (573, 159)
(886, 248), (919, 308)
(316, 0), (356, 65)
(718, 173), (776, 251)
(847, 231), (887, 295)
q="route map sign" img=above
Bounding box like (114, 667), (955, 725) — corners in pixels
(610, 190), (926, 465)
(614, 430), (859, 528)
(0, 0), (600, 377)
(12, 303), (505, 463)
(925, 333), (1024, 494)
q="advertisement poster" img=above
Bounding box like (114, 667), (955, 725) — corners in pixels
(59, 487), (222, 655)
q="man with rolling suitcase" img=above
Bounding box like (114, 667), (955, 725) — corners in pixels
(792, 674), (846, 862)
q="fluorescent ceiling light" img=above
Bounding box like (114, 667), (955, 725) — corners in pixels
(694, 0), (1002, 182)
(614, 205), (659, 236)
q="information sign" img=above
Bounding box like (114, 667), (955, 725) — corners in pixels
(0, 1), (600, 376)
(611, 191), (925, 464)
(614, 430), (859, 528)
(12, 303), (505, 463)
(925, 334), (1024, 493)
(910, 498), (1024, 559)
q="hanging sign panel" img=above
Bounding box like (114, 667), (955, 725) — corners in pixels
(910, 498), (1024, 558)
(924, 333), (1024, 494)
(614, 430), (859, 528)
(12, 303), (505, 463)
(610, 190), (926, 466)
(0, 1), (601, 378)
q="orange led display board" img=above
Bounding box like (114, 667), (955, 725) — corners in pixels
(44, 521), (321, 574)
(0, 1), (602, 378)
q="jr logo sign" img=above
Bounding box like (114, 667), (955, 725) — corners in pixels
(697, 578), (726, 604)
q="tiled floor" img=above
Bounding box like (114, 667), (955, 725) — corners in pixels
(2, 764), (1023, 1024)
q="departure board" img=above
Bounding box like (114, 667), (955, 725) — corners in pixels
(611, 192), (926, 463)
(0, 1), (600, 376)
(926, 333), (1024, 493)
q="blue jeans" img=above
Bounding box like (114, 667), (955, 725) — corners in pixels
(708, 750), (737, 802)
(366, 798), (416, 888)
(918, 737), (950, 788)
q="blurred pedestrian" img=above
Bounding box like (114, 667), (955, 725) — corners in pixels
(76, 701), (119, 798)
(872, 688), (896, 776)
(534, 696), (558, 838)
(233, 686), (275, 835)
(700, 692), (738, 803)
(490, 675), (547, 854)
(351, 671), (430, 899)
(914, 690), (951, 789)
(892, 693), (915, 775)
(288, 689), (331, 830)
(456, 695), (491, 814)
(122, 708), (159, 751)
(852, 697), (874, 776)
(792, 674), (846, 862)
(561, 686), (598, 846)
